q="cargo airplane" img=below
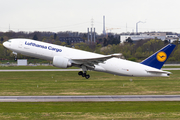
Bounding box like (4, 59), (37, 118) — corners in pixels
(3, 38), (176, 79)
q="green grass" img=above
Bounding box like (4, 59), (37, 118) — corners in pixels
(0, 102), (180, 119)
(0, 70), (179, 95)
(0, 70), (180, 119)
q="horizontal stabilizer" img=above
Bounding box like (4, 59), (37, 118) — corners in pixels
(146, 70), (171, 74)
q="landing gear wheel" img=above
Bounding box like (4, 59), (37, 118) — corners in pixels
(14, 55), (17, 61)
(78, 70), (90, 79)
(82, 73), (86, 77)
(78, 71), (83, 76)
(85, 74), (90, 79)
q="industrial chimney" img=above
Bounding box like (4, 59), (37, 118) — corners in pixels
(103, 16), (106, 35)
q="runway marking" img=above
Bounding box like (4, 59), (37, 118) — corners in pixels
(0, 95), (180, 102)
(0, 69), (82, 72)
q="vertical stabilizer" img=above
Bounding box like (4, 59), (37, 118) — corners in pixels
(141, 44), (176, 69)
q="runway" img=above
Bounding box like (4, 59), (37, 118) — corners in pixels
(0, 69), (82, 72)
(1, 95), (180, 102)
(0, 68), (179, 72)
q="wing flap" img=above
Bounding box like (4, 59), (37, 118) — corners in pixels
(71, 53), (122, 67)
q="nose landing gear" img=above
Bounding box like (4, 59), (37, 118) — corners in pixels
(12, 51), (18, 61)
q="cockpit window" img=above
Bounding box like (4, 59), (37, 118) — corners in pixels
(7, 40), (11, 42)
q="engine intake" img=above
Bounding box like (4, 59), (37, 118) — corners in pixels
(53, 56), (71, 68)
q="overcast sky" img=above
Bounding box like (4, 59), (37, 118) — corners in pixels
(1, 0), (180, 34)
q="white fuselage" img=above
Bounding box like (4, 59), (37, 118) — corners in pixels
(3, 39), (169, 77)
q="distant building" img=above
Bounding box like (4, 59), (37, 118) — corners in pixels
(59, 37), (85, 44)
(146, 32), (166, 37)
(120, 32), (166, 43)
(121, 34), (154, 43)
(166, 35), (179, 43)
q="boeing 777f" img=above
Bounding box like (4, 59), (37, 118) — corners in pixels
(3, 38), (176, 79)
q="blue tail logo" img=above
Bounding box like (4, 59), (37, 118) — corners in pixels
(141, 44), (176, 69)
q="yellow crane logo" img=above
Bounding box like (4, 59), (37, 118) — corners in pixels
(156, 51), (167, 62)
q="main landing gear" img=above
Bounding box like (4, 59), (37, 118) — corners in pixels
(78, 65), (90, 79)
(78, 71), (90, 79)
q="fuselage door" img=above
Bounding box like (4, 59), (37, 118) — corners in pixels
(18, 41), (23, 48)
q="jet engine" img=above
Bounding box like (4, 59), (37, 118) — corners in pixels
(53, 56), (72, 68)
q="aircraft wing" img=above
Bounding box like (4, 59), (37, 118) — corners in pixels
(71, 53), (122, 68)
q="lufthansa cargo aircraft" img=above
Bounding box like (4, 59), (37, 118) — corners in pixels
(3, 38), (176, 79)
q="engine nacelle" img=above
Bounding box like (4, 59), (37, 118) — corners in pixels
(53, 56), (72, 68)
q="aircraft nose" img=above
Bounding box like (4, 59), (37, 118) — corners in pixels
(3, 41), (7, 47)
(3, 41), (9, 48)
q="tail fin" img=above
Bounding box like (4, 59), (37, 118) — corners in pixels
(140, 44), (176, 69)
